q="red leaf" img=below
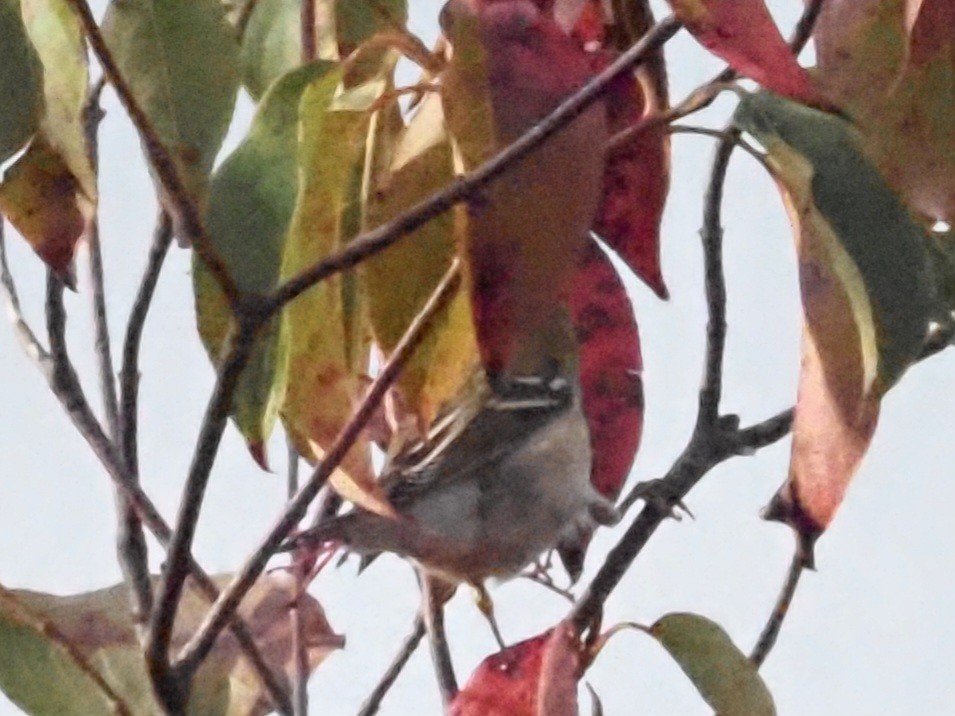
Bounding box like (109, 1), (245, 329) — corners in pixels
(590, 51), (669, 298)
(450, 623), (582, 716)
(569, 237), (643, 500)
(666, 0), (824, 105)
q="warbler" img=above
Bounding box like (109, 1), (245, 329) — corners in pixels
(284, 367), (619, 587)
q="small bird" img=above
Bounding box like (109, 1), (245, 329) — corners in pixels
(282, 366), (619, 642)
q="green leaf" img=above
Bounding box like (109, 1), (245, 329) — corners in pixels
(735, 91), (937, 392)
(0, 575), (342, 716)
(648, 613), (776, 716)
(0, 0), (43, 164)
(280, 72), (385, 511)
(239, 0), (303, 100)
(102, 0), (239, 196)
(195, 61), (335, 462)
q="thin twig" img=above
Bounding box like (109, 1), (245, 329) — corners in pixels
(287, 442), (309, 716)
(146, 319), (261, 711)
(421, 575), (458, 708)
(266, 16), (683, 315)
(63, 0), (239, 305)
(119, 211), (173, 481)
(174, 259), (464, 678)
(84, 75), (155, 634)
(750, 548), (806, 667)
(0, 225), (49, 365)
(356, 615), (426, 716)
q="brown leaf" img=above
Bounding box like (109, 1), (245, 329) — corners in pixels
(0, 138), (92, 282)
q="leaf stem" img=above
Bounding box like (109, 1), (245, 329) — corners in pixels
(750, 547), (806, 667)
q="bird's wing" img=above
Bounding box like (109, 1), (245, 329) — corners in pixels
(383, 373), (573, 509)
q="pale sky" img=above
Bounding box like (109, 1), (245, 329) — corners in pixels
(2, 1), (954, 714)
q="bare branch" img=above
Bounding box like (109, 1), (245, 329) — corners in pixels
(146, 318), (261, 710)
(300, 0), (316, 63)
(174, 259), (464, 678)
(356, 616), (426, 716)
(0, 224), (49, 367)
(119, 210), (173, 480)
(750, 548), (806, 667)
(287, 442), (309, 716)
(63, 0), (239, 304)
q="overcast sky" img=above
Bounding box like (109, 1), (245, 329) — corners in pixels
(2, 1), (955, 714)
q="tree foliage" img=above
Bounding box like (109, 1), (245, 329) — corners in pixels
(0, 0), (952, 714)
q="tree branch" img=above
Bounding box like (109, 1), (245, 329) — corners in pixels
(356, 616), (426, 716)
(146, 318), (261, 712)
(750, 547), (806, 667)
(173, 259), (464, 679)
(287, 442), (309, 716)
(0, 224), (49, 368)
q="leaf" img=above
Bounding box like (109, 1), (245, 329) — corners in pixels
(441, 2), (607, 375)
(450, 623), (582, 716)
(0, 574), (342, 716)
(102, 0), (240, 198)
(1, 0), (95, 279)
(813, 0), (955, 224)
(195, 61), (336, 464)
(647, 613), (775, 716)
(363, 92), (478, 425)
(734, 92), (937, 547)
(238, 0), (303, 100)
(590, 50), (669, 298)
(279, 72), (384, 514)
(0, 138), (92, 280)
(0, 0), (43, 164)
(665, 0), (823, 105)
(21, 0), (94, 200)
(569, 239), (643, 501)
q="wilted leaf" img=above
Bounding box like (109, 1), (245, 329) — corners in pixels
(450, 623), (582, 716)
(0, 139), (92, 279)
(0, 0), (43, 164)
(363, 92), (478, 425)
(647, 613), (775, 716)
(195, 61), (336, 463)
(814, 0), (955, 224)
(239, 0), (304, 100)
(0, 574), (342, 716)
(735, 92), (937, 546)
(102, 0), (240, 198)
(666, 0), (822, 105)
(441, 3), (606, 375)
(279, 72), (383, 514)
